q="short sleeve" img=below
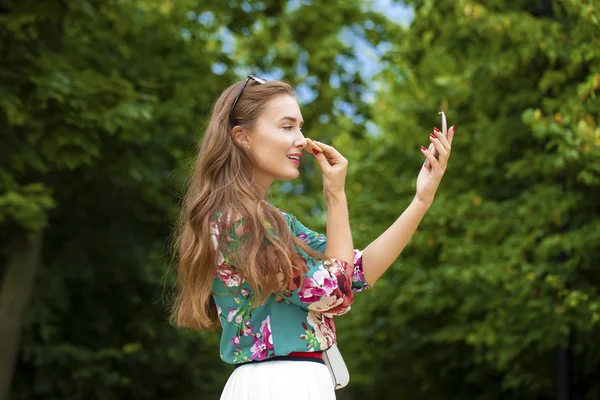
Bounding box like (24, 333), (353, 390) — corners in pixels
(290, 214), (371, 293)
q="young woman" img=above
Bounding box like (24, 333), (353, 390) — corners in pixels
(170, 75), (454, 399)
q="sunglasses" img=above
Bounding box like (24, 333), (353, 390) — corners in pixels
(229, 75), (267, 126)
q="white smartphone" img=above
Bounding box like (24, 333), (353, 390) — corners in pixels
(424, 111), (448, 167)
(439, 111), (448, 137)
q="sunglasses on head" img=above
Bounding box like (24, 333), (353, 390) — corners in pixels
(229, 75), (267, 126)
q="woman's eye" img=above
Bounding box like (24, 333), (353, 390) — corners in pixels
(283, 125), (303, 132)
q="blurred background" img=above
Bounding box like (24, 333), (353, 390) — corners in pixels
(1, 0), (600, 399)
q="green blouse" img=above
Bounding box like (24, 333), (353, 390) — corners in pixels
(211, 207), (370, 364)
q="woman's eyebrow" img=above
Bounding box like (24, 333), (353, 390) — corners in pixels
(278, 116), (304, 126)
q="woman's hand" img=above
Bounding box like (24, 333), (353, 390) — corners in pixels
(417, 125), (455, 206)
(310, 140), (348, 202)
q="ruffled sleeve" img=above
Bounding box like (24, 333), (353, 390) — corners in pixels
(290, 214), (371, 293)
(212, 211), (365, 316)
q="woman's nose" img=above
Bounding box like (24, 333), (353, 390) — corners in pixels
(296, 137), (308, 149)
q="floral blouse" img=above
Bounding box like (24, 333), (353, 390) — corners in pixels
(211, 207), (370, 364)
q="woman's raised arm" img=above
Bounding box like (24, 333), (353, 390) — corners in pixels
(361, 125), (455, 286)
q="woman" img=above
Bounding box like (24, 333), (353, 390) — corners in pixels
(170, 75), (454, 399)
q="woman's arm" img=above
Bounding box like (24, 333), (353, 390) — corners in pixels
(324, 193), (354, 267)
(361, 124), (455, 287)
(289, 212), (370, 293)
(361, 196), (430, 286)
(310, 140), (354, 267)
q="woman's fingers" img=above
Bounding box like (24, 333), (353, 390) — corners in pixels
(423, 122), (454, 170)
(312, 140), (347, 166)
(420, 145), (442, 171)
(429, 133), (448, 159)
(310, 140), (348, 197)
(432, 127), (451, 153)
(312, 149), (333, 171)
(430, 128), (452, 167)
(424, 142), (435, 168)
(447, 125), (455, 146)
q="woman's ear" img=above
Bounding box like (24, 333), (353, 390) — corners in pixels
(232, 126), (250, 148)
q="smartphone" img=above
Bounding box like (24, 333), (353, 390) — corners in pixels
(439, 111), (448, 137)
(424, 111), (448, 168)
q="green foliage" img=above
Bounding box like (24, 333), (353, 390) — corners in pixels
(0, 0), (381, 398)
(328, 1), (600, 399)
(3, 0), (600, 398)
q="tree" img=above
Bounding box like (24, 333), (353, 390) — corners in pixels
(1, 0), (237, 397)
(333, 0), (600, 399)
(1, 0), (385, 398)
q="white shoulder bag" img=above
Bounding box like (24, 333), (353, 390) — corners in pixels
(322, 343), (350, 390)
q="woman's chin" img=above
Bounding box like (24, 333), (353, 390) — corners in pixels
(279, 170), (300, 181)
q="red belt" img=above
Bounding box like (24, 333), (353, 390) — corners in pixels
(287, 351), (323, 360)
(234, 351), (324, 368)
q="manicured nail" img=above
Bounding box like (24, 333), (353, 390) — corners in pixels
(430, 134), (436, 139)
(312, 149), (319, 155)
(420, 146), (427, 151)
(433, 127), (441, 133)
(450, 125), (455, 132)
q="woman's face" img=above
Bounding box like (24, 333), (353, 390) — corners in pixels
(246, 94), (308, 190)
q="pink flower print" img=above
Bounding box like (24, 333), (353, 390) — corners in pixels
(234, 313), (243, 324)
(308, 295), (344, 313)
(307, 311), (336, 350)
(236, 222), (245, 237)
(216, 304), (223, 326)
(353, 249), (363, 266)
(210, 224), (225, 265)
(299, 269), (338, 303)
(227, 307), (237, 323)
(223, 233), (235, 247)
(210, 222), (220, 239)
(250, 316), (273, 361)
(352, 250), (367, 285)
(216, 250), (224, 266)
(297, 233), (311, 244)
(217, 264), (241, 287)
(250, 336), (267, 360)
(260, 317), (273, 347)
(352, 264), (365, 284)
(231, 335), (240, 346)
(241, 288), (251, 299)
(242, 320), (254, 336)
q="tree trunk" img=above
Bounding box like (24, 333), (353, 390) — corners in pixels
(0, 231), (43, 400)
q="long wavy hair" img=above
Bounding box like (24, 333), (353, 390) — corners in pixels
(170, 78), (325, 331)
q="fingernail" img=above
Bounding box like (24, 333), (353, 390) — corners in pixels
(433, 127), (441, 133)
(430, 134), (436, 139)
(312, 149), (319, 155)
(450, 125), (455, 132)
(420, 146), (427, 151)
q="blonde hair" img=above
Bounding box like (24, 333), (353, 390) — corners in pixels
(170, 79), (324, 331)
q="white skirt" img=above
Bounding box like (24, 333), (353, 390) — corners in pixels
(220, 360), (336, 400)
